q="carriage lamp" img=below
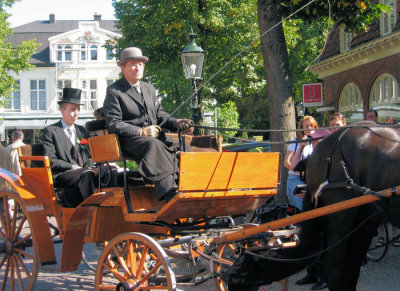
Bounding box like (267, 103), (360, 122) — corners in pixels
(296, 101), (305, 118)
(181, 30), (206, 134)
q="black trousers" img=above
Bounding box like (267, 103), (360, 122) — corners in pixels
(55, 167), (96, 204)
(120, 135), (178, 182)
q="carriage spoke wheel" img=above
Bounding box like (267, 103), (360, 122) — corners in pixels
(95, 232), (176, 291)
(0, 190), (39, 291)
(214, 243), (238, 291)
(214, 243), (269, 291)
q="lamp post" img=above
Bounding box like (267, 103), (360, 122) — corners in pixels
(296, 101), (305, 121)
(180, 30), (206, 134)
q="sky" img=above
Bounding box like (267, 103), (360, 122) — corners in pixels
(6, 0), (116, 27)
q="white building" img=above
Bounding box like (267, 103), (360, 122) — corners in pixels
(3, 14), (122, 144)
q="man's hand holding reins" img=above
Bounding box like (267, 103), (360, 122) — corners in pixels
(175, 119), (194, 135)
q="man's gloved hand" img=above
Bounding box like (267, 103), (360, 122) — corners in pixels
(141, 125), (161, 138)
(175, 119), (194, 133)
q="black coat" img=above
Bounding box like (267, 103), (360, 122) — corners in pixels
(41, 121), (91, 179)
(103, 77), (176, 141)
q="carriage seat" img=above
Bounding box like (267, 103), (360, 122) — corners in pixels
(84, 119), (222, 153)
(18, 144), (82, 208)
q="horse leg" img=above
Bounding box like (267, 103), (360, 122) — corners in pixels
(342, 206), (380, 291)
(318, 196), (357, 291)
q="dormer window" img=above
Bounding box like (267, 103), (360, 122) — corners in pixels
(57, 45), (72, 62)
(90, 45), (98, 60)
(380, 0), (396, 36)
(81, 44), (86, 61)
(339, 26), (352, 53)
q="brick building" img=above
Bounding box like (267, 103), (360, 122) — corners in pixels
(309, 0), (399, 123)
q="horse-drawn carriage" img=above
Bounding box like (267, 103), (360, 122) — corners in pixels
(0, 120), (293, 291)
(0, 122), (399, 291)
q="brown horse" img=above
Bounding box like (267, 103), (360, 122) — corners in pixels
(223, 123), (400, 291)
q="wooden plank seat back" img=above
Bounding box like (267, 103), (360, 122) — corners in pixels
(18, 144), (56, 215)
(123, 151), (280, 223)
(166, 133), (222, 152)
(87, 133), (123, 163)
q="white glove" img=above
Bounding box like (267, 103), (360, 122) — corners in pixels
(141, 125), (161, 138)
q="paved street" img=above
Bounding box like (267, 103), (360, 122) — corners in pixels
(34, 239), (400, 290)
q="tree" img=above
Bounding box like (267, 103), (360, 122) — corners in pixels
(0, 1), (38, 108)
(257, 0), (386, 200)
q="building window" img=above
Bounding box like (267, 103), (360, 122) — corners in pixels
(90, 45), (98, 60)
(57, 80), (72, 98)
(57, 45), (72, 62)
(106, 79), (117, 87)
(81, 80), (97, 111)
(30, 80), (46, 111)
(369, 73), (399, 123)
(339, 26), (352, 53)
(338, 83), (363, 123)
(81, 44), (86, 61)
(106, 48), (115, 60)
(380, 0), (396, 36)
(7, 80), (21, 110)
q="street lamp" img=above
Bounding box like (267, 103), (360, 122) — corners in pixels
(296, 101), (305, 119)
(180, 30), (206, 134)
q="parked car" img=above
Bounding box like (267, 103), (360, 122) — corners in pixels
(222, 142), (272, 152)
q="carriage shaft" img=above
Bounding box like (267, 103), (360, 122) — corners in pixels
(215, 186), (400, 244)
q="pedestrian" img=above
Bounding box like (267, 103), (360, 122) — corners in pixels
(367, 109), (378, 122)
(284, 115), (318, 211)
(7, 129), (25, 176)
(328, 112), (346, 133)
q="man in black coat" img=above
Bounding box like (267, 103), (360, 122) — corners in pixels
(41, 88), (96, 207)
(103, 47), (193, 201)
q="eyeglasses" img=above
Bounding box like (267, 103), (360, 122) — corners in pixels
(329, 113), (344, 121)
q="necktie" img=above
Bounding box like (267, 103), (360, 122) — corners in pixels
(67, 128), (75, 145)
(133, 84), (141, 94)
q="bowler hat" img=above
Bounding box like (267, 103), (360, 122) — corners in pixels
(117, 47), (149, 66)
(57, 88), (83, 105)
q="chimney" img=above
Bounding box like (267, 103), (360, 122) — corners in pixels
(49, 14), (55, 24)
(94, 14), (101, 22)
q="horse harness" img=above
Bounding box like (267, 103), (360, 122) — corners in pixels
(312, 127), (399, 207)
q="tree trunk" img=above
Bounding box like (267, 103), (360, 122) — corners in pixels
(257, 0), (296, 202)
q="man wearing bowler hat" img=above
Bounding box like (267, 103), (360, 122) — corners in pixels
(103, 47), (194, 202)
(41, 88), (96, 207)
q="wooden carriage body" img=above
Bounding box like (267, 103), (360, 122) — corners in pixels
(11, 132), (280, 273)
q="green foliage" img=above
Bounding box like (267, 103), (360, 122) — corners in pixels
(112, 0), (385, 131)
(281, 0), (386, 32)
(113, 0), (262, 119)
(0, 1), (39, 107)
(214, 100), (240, 139)
(116, 160), (138, 171)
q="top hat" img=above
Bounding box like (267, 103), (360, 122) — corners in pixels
(57, 88), (83, 105)
(117, 47), (149, 66)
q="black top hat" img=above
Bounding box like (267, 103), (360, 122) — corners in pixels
(57, 88), (83, 105)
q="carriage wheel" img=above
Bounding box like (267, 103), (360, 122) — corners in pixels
(0, 190), (39, 291)
(214, 243), (270, 291)
(95, 232), (176, 291)
(214, 243), (238, 291)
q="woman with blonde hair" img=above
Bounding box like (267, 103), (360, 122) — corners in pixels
(283, 115), (319, 211)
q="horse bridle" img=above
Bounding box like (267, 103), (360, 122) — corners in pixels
(313, 126), (398, 206)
